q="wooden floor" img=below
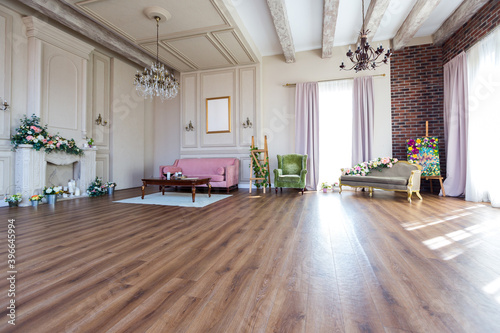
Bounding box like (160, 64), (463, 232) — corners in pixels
(1, 187), (500, 332)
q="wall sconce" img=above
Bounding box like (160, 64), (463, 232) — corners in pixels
(185, 120), (194, 131)
(0, 98), (9, 111)
(242, 117), (252, 128)
(95, 114), (108, 126)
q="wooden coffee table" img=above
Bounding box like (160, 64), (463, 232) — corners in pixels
(141, 177), (211, 202)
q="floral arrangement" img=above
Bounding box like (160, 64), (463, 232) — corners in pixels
(87, 177), (106, 197)
(320, 182), (331, 189)
(43, 186), (63, 196)
(104, 182), (116, 188)
(4, 193), (22, 203)
(11, 114), (83, 156)
(341, 157), (398, 176)
(29, 194), (44, 202)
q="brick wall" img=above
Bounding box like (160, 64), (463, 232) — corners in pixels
(390, 44), (445, 183)
(443, 0), (500, 64)
(390, 1), (500, 191)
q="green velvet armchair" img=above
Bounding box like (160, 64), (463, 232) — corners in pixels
(273, 154), (308, 195)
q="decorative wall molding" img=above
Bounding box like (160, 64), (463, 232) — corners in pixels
(200, 69), (237, 148)
(238, 67), (256, 147)
(0, 9), (12, 140)
(23, 16), (94, 60)
(23, 16), (93, 141)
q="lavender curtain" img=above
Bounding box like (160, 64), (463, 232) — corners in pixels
(295, 82), (319, 191)
(443, 52), (468, 197)
(352, 76), (374, 165)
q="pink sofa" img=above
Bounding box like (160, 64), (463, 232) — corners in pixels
(159, 158), (239, 193)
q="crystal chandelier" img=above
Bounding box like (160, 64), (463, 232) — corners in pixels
(340, 0), (392, 72)
(134, 16), (179, 101)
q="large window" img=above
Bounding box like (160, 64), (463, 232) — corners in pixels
(318, 80), (353, 187)
(466, 27), (500, 207)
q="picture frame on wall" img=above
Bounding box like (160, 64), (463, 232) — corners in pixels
(206, 96), (231, 134)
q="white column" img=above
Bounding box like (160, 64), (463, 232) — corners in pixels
(14, 145), (46, 206)
(79, 147), (97, 194)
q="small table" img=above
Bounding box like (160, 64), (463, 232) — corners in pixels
(141, 177), (211, 202)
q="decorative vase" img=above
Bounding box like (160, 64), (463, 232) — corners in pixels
(8, 202), (19, 207)
(47, 194), (57, 205)
(322, 188), (328, 193)
(107, 187), (114, 195)
(31, 200), (39, 207)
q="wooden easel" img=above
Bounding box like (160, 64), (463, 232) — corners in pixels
(421, 121), (446, 196)
(249, 136), (271, 193)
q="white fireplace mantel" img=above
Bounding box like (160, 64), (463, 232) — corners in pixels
(15, 145), (97, 206)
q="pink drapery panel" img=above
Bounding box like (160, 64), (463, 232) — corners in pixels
(295, 82), (319, 191)
(443, 52), (468, 197)
(352, 76), (374, 165)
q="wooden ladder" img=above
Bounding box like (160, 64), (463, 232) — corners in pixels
(249, 136), (271, 193)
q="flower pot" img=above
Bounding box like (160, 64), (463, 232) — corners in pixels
(31, 200), (39, 207)
(8, 202), (19, 207)
(107, 187), (114, 195)
(46, 194), (57, 205)
(322, 188), (328, 193)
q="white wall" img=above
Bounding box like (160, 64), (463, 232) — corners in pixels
(262, 47), (392, 173)
(0, 1), (158, 194)
(110, 58), (148, 189)
(152, 93), (181, 177)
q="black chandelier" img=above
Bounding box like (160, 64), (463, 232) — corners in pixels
(340, 0), (392, 72)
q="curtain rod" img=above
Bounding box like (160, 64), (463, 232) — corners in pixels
(283, 73), (386, 87)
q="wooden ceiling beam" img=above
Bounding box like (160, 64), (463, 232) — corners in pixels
(357, 0), (391, 45)
(321, 0), (340, 58)
(266, 0), (295, 63)
(16, 0), (156, 68)
(392, 0), (441, 50)
(433, 0), (490, 46)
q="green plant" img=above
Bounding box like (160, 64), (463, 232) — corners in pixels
(320, 182), (331, 189)
(4, 193), (22, 203)
(87, 177), (106, 197)
(250, 146), (269, 189)
(86, 137), (94, 147)
(11, 114), (83, 156)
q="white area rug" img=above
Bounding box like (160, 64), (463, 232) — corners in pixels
(114, 192), (231, 208)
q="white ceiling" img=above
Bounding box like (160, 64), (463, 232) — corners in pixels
(40, 0), (487, 72)
(232, 0), (466, 57)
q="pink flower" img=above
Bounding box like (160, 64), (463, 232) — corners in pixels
(56, 142), (61, 148)
(43, 139), (47, 143)
(26, 135), (34, 141)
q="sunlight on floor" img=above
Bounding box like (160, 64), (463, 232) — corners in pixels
(423, 236), (452, 250)
(483, 277), (500, 304)
(400, 204), (494, 262)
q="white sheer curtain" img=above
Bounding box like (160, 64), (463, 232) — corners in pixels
(318, 80), (353, 187)
(466, 27), (500, 207)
